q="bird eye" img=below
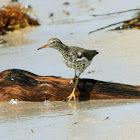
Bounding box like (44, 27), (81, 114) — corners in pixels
(52, 41), (55, 44)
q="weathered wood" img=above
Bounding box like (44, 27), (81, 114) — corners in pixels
(0, 69), (140, 101)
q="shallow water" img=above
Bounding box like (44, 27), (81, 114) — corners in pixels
(0, 0), (140, 139)
(1, 100), (140, 140)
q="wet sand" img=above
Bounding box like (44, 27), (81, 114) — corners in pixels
(0, 0), (140, 85)
(1, 100), (140, 140)
(0, 0), (140, 139)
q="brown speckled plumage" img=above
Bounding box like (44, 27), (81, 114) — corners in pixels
(38, 38), (98, 101)
(39, 38), (98, 75)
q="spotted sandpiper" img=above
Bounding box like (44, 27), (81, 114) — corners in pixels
(38, 38), (98, 101)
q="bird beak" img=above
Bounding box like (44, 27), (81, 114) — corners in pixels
(37, 45), (48, 50)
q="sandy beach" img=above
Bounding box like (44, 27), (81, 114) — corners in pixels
(0, 0), (140, 139)
(1, 100), (140, 140)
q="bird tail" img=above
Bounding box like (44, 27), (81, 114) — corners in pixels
(95, 50), (99, 55)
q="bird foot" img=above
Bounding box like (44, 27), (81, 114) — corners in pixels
(67, 92), (76, 101)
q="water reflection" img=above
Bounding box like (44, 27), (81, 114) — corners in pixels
(1, 100), (140, 140)
(0, 100), (139, 123)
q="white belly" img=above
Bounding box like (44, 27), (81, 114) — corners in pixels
(62, 56), (92, 72)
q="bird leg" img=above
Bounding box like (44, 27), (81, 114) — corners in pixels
(70, 69), (77, 85)
(67, 76), (79, 101)
(70, 74), (78, 85)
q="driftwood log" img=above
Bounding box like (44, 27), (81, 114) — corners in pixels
(0, 69), (140, 101)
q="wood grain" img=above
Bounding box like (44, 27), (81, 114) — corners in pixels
(0, 69), (140, 101)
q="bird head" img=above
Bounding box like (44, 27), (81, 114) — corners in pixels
(37, 38), (63, 50)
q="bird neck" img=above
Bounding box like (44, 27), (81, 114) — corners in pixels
(56, 44), (68, 55)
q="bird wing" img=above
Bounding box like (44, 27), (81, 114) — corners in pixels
(69, 46), (98, 61)
(82, 50), (99, 61)
(77, 52), (83, 58)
